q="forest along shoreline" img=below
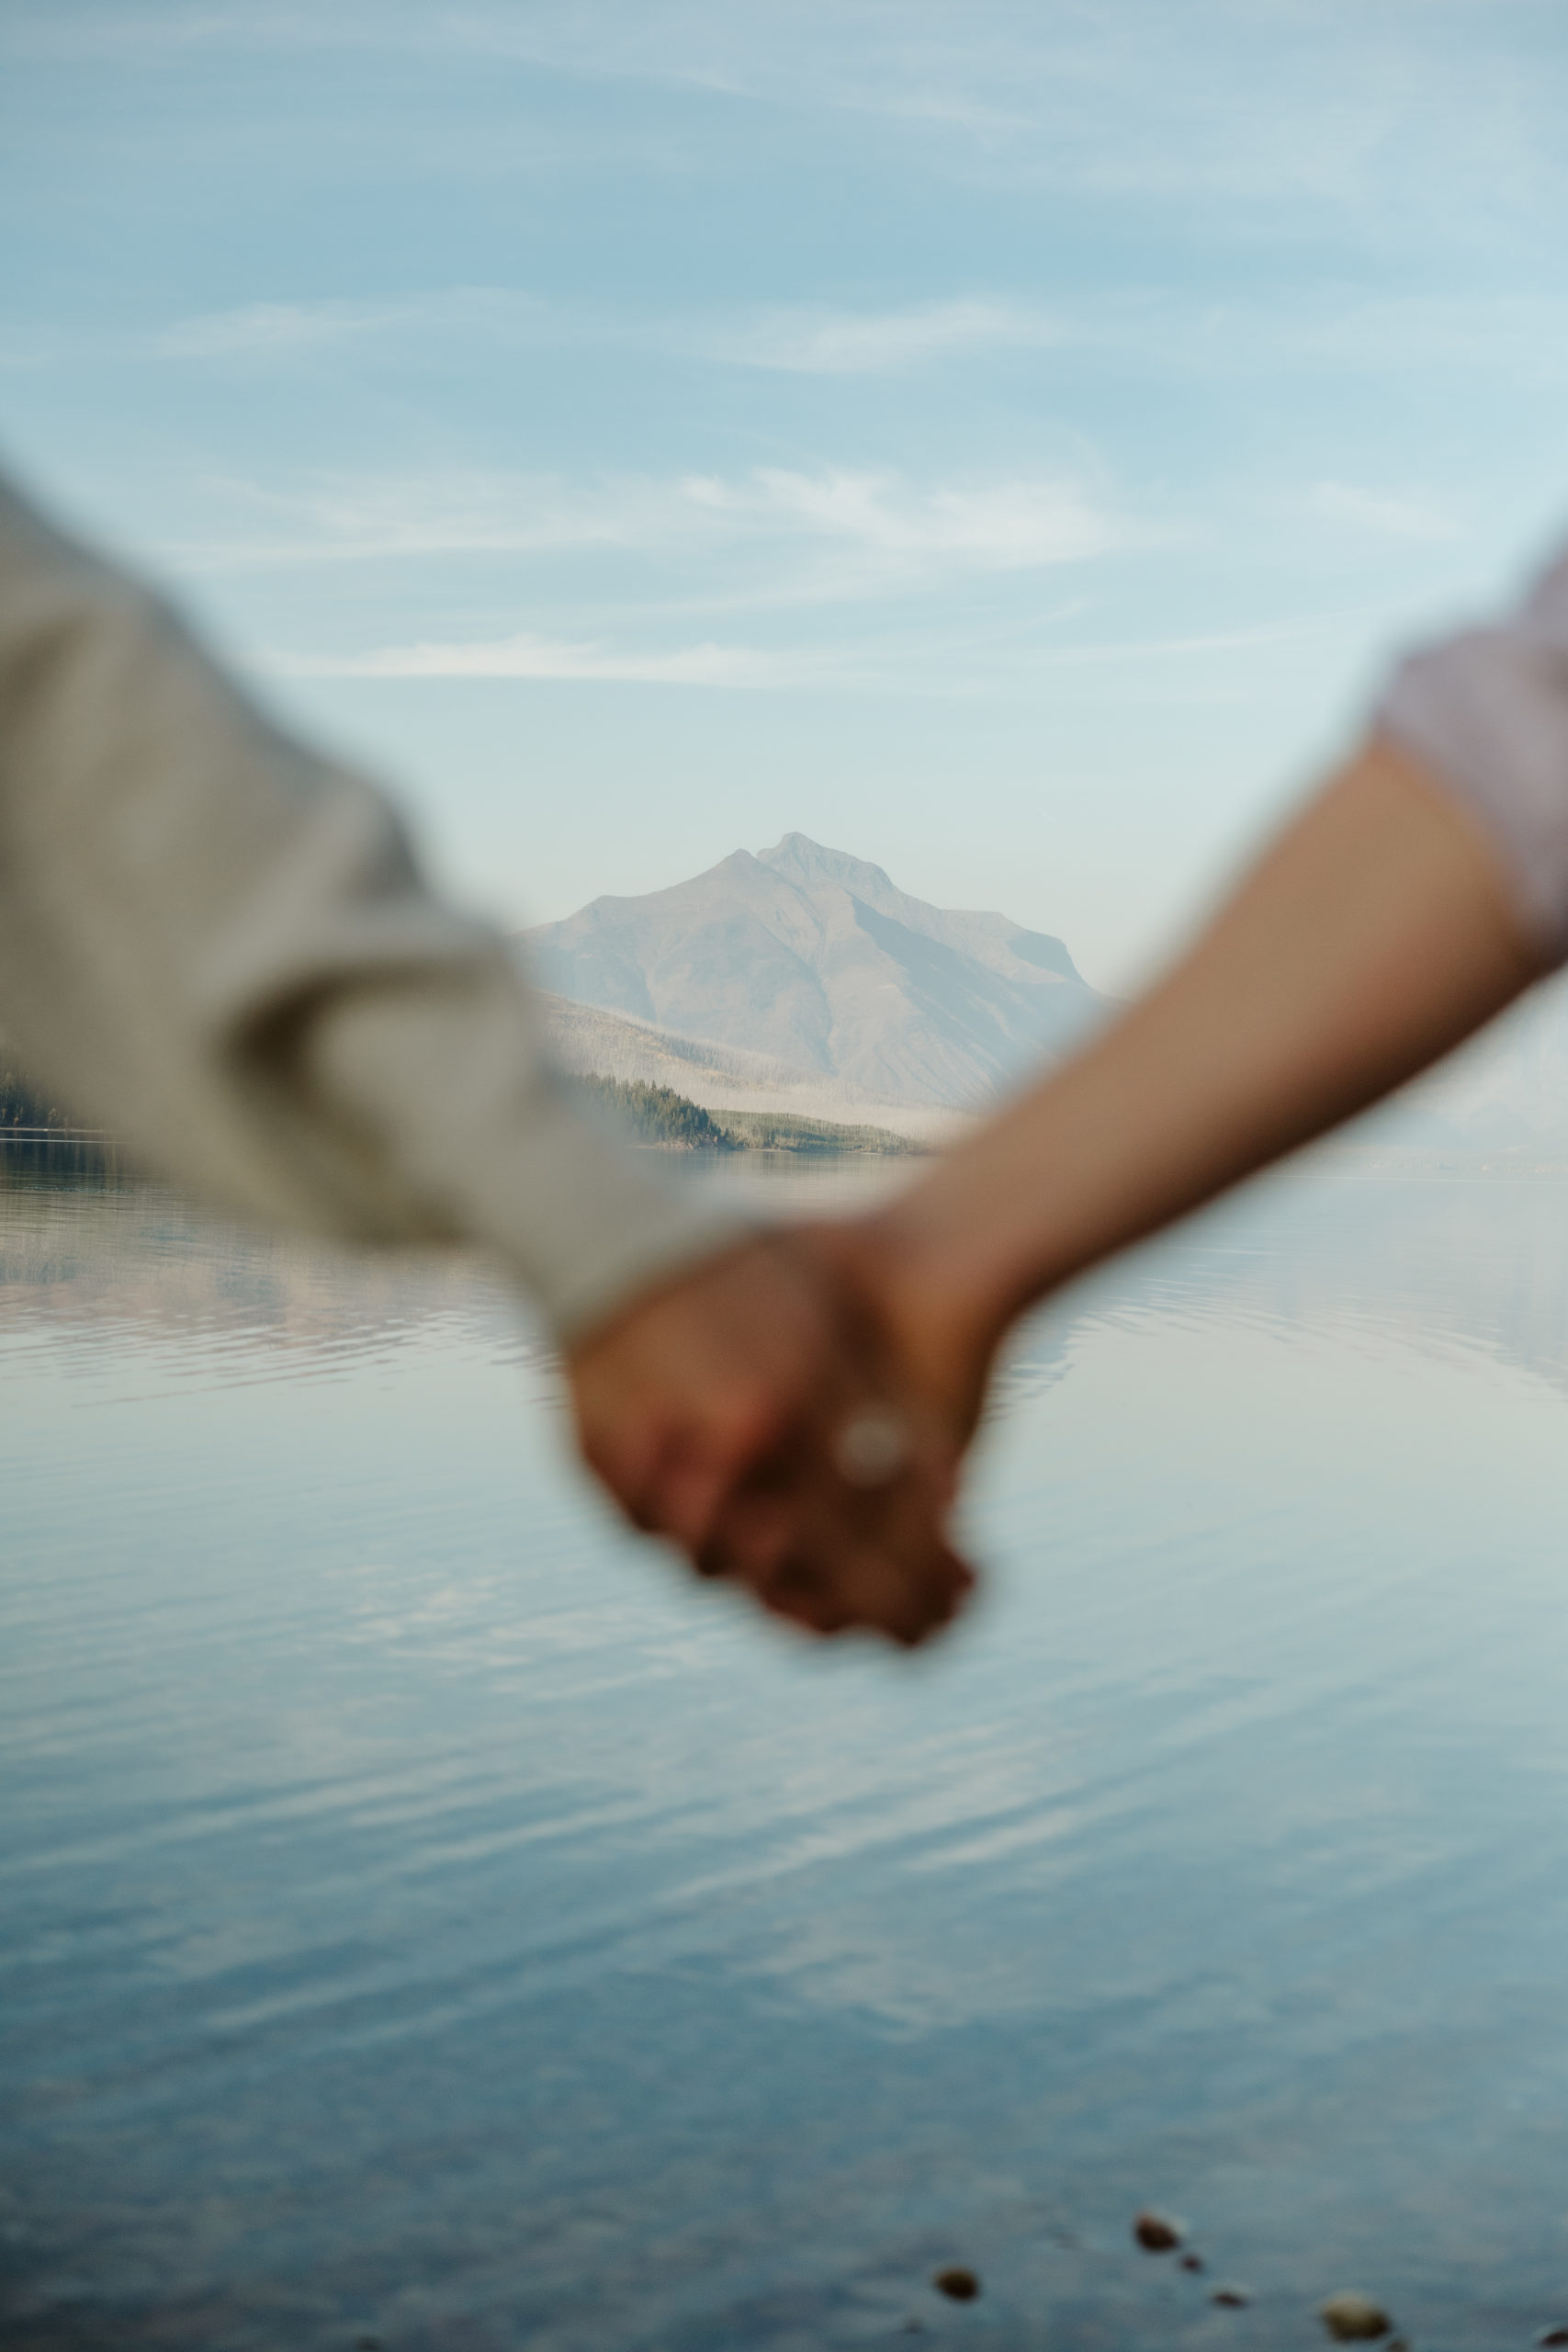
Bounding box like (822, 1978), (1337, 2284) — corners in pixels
(1, 1061), (122, 1181)
(1, 1054), (920, 1169)
(572, 1073), (925, 1157)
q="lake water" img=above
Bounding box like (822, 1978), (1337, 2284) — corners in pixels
(5, 1153), (1568, 2352)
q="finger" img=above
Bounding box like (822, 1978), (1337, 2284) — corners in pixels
(585, 1413), (761, 1550)
(680, 1361), (973, 1641)
(835, 1536), (973, 1647)
(819, 1441), (977, 1644)
(657, 1443), (758, 1555)
(647, 1387), (800, 1554)
(728, 1516), (973, 1645)
(862, 1473), (977, 1643)
(693, 1487), (796, 1584)
(831, 1425), (974, 1641)
(753, 1555), (857, 1638)
(746, 1456), (975, 1647)
(574, 1398), (667, 1534)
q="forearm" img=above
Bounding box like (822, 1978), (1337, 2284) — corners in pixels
(874, 737), (1540, 1382)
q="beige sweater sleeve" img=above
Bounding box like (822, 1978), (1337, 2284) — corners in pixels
(0, 470), (745, 1338)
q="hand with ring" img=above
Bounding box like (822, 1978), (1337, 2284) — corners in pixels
(565, 1228), (974, 1647)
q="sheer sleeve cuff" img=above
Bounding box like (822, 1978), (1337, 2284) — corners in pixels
(1374, 543), (1568, 967)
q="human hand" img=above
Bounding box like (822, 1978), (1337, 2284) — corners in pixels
(784, 1207), (1004, 1461)
(564, 1230), (975, 1645)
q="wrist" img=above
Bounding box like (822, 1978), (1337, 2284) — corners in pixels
(853, 1180), (1020, 1440)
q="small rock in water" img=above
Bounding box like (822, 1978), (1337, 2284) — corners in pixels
(932, 2267), (980, 2301)
(1538, 2332), (1568, 2347)
(1179, 2253), (1205, 2273)
(1212, 2287), (1252, 2309)
(1320, 2290), (1393, 2341)
(1134, 2211), (1184, 2253)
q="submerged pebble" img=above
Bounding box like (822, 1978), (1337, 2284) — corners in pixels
(1320, 2290), (1393, 2341)
(1179, 2253), (1205, 2273)
(933, 2267), (980, 2302)
(1134, 2211), (1184, 2253)
(1212, 2287), (1252, 2308)
(1538, 2332), (1568, 2347)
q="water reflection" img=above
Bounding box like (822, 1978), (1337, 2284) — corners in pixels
(5, 1151), (1568, 2349)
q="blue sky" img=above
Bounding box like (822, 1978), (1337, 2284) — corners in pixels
(4, 2), (1567, 985)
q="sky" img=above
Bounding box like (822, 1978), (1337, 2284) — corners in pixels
(3, 1), (1567, 989)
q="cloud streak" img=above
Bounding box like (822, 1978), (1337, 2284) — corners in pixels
(160, 297), (457, 359)
(703, 298), (1069, 374)
(157, 287), (572, 359)
(162, 463), (1130, 600)
(265, 630), (834, 686)
(1311, 480), (1460, 542)
(258, 603), (1366, 695)
(20, 0), (1564, 229)
(151, 282), (1568, 401)
(682, 466), (1122, 581)
(156, 288), (1071, 376)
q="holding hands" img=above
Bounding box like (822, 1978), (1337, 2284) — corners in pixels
(565, 1226), (976, 1647)
(7, 464), (1556, 1663)
(568, 733), (1547, 1653)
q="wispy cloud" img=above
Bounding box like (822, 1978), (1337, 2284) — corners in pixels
(156, 287), (561, 359)
(151, 282), (1568, 397)
(264, 630), (839, 686)
(160, 298), (438, 359)
(160, 469), (691, 570)
(705, 298), (1068, 374)
(161, 463), (1130, 600)
(23, 1), (1561, 228)
(257, 601), (1372, 697)
(1311, 481), (1460, 542)
(682, 467), (1122, 583)
(156, 287), (1068, 377)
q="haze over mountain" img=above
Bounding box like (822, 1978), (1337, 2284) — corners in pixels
(524, 834), (1106, 1108)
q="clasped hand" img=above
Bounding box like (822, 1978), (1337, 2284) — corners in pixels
(565, 1222), (977, 1646)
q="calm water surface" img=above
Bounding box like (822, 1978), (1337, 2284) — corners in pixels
(5, 1154), (1568, 2351)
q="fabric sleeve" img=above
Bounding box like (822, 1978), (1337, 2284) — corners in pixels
(1375, 537), (1568, 966)
(0, 469), (747, 1340)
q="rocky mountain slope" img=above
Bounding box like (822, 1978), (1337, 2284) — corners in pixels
(524, 833), (1106, 1108)
(537, 991), (966, 1144)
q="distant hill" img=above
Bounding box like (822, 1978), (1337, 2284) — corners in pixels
(537, 990), (964, 1143)
(524, 833), (1106, 1110)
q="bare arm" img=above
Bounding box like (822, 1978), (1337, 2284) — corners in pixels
(844, 736), (1541, 1435)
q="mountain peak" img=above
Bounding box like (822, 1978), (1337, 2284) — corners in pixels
(525, 836), (1101, 1106)
(756, 833), (897, 899)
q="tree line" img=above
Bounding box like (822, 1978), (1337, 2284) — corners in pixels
(574, 1071), (916, 1156)
(575, 1073), (741, 1149)
(0, 1064), (76, 1133)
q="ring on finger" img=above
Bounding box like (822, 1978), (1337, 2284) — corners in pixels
(831, 1405), (912, 1490)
